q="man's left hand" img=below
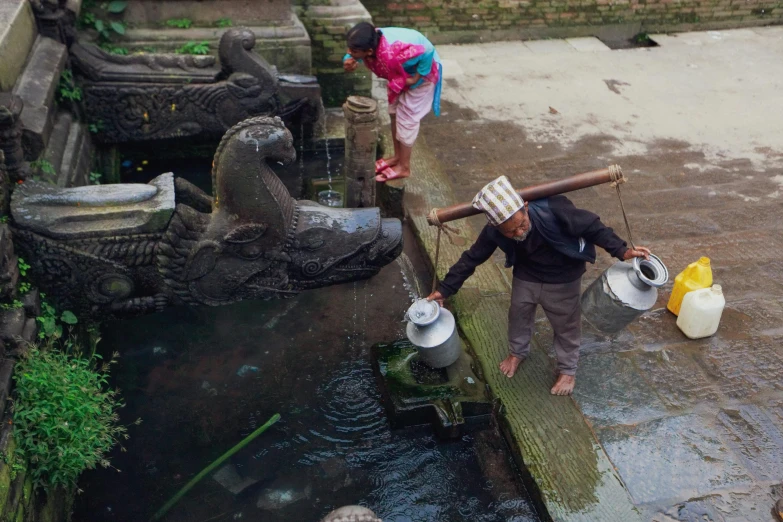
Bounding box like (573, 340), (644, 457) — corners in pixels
(623, 246), (651, 261)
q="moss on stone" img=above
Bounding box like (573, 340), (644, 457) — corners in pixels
(21, 476), (31, 507)
(399, 130), (643, 521)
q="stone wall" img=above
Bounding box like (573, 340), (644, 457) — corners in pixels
(361, 0), (782, 44)
(0, 222), (75, 522)
(295, 0), (374, 105)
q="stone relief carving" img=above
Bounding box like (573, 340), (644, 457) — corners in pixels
(71, 28), (321, 144)
(29, 0), (78, 46)
(10, 116), (402, 318)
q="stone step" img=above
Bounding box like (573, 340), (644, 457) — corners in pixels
(11, 35), (68, 160)
(42, 110), (73, 184)
(306, 4), (370, 18)
(70, 122), (93, 186)
(57, 121), (91, 187)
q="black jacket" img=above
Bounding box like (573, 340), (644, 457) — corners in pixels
(439, 196), (628, 297)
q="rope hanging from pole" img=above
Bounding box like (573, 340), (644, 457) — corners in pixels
(608, 164), (636, 250)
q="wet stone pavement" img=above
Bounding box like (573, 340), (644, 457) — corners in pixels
(420, 28), (783, 521)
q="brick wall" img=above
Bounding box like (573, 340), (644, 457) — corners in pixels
(361, 0), (782, 44)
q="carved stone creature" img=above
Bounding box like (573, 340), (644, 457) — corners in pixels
(71, 28), (320, 144)
(10, 116), (402, 318)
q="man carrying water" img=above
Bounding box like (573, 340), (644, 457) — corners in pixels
(427, 176), (650, 396)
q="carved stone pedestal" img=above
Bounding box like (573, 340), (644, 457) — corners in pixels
(343, 96), (378, 208)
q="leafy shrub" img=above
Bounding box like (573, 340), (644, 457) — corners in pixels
(166, 18), (192, 29)
(12, 344), (137, 490)
(175, 41), (210, 55)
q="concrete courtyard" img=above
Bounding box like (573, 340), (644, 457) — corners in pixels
(398, 26), (783, 521)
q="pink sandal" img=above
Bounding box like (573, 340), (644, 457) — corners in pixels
(375, 167), (407, 183)
(375, 159), (391, 174)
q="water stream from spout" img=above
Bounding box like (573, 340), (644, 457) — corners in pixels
(396, 253), (422, 302)
(317, 99), (333, 190)
(298, 121), (305, 197)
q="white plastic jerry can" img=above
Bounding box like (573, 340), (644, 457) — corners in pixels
(676, 285), (726, 339)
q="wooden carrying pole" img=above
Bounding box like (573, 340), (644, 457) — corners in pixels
(427, 165), (625, 226)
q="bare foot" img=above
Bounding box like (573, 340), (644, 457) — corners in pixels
(550, 374), (576, 396)
(775, 498), (783, 522)
(385, 156), (399, 167)
(499, 355), (523, 377)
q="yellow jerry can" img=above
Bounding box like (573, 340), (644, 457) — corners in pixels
(667, 256), (713, 316)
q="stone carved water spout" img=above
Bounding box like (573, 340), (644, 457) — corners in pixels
(10, 116), (403, 318)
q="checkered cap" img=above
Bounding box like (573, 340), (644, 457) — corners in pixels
(472, 176), (525, 226)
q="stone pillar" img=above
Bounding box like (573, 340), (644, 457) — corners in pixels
(29, 0), (77, 46)
(342, 96), (378, 208)
(0, 94), (28, 183)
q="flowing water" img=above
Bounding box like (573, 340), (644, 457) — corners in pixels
(72, 237), (540, 522)
(78, 151), (540, 521)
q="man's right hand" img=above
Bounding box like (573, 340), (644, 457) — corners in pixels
(343, 58), (358, 72)
(426, 290), (445, 307)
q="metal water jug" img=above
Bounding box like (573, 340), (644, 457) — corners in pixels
(581, 254), (669, 333)
(405, 299), (461, 368)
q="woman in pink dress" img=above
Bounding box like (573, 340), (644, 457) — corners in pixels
(343, 22), (442, 182)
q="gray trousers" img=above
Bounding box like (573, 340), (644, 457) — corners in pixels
(508, 277), (582, 376)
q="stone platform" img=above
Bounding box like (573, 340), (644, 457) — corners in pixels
(392, 27), (783, 522)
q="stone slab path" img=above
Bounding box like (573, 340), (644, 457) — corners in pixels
(392, 26), (783, 521)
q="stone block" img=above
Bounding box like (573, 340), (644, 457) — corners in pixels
(11, 173), (175, 240)
(524, 38), (578, 53)
(0, 358), (14, 411)
(633, 346), (723, 411)
(0, 0), (37, 92)
(12, 36), (68, 160)
(20, 290), (40, 318)
(123, 0), (291, 25)
(378, 179), (405, 219)
(0, 309), (25, 345)
(598, 414), (753, 505)
(566, 36), (612, 51)
(717, 405), (783, 482)
(21, 319), (37, 344)
(573, 352), (669, 428)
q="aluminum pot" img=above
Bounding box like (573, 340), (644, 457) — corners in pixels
(405, 299), (461, 368)
(581, 254), (669, 333)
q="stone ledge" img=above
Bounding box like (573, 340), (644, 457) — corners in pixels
(0, 0), (37, 91)
(98, 11), (313, 73)
(11, 36), (68, 161)
(395, 130), (642, 521)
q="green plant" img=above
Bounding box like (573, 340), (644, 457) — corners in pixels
(58, 70), (82, 102)
(633, 32), (650, 44)
(89, 172), (103, 185)
(175, 41), (210, 55)
(0, 451), (26, 480)
(216, 17), (232, 28)
(1, 300), (23, 310)
(17, 257), (30, 278)
(12, 343), (138, 490)
(152, 413), (280, 520)
(0, 215), (8, 224)
(30, 159), (56, 178)
(166, 18), (192, 29)
(89, 120), (105, 134)
(19, 282), (31, 294)
(79, 0), (127, 42)
(100, 44), (129, 55)
(37, 296), (77, 340)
